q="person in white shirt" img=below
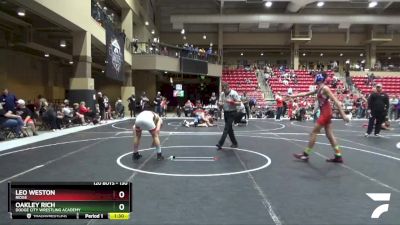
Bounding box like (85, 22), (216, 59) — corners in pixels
(216, 82), (240, 150)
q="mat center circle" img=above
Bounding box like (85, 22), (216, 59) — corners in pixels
(117, 146), (271, 177)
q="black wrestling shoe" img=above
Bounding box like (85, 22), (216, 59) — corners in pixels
(293, 153), (309, 162)
(157, 153), (164, 161)
(326, 156), (343, 163)
(216, 144), (222, 150)
(132, 152), (142, 160)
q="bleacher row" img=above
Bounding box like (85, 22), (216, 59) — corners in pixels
(352, 76), (400, 95)
(268, 70), (340, 94)
(222, 69), (267, 107)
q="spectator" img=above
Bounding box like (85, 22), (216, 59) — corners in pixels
(42, 103), (62, 131)
(15, 99), (38, 136)
(287, 87), (293, 96)
(389, 95), (399, 121)
(154, 92), (162, 116)
(241, 92), (250, 120)
(161, 47), (168, 56)
(234, 102), (247, 126)
(331, 76), (338, 88)
(104, 95), (111, 120)
(249, 97), (257, 111)
(282, 100), (288, 118)
(132, 37), (138, 53)
(275, 92), (284, 121)
(127, 94), (136, 118)
(355, 96), (364, 118)
(366, 72), (375, 86)
(288, 99), (294, 120)
(365, 83), (389, 137)
(344, 96), (353, 112)
(26, 100), (36, 117)
(292, 73), (298, 84)
(62, 103), (74, 126)
(209, 92), (218, 118)
(283, 79), (289, 86)
(79, 101), (96, 122)
(161, 97), (168, 117)
(397, 99), (400, 120)
(72, 103), (86, 125)
(115, 99), (125, 118)
(1, 88), (17, 111)
(140, 92), (149, 111)
(97, 92), (105, 121)
(0, 102), (24, 137)
(345, 70), (352, 91)
(184, 100), (194, 117)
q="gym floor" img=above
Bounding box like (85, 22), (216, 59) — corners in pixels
(0, 118), (399, 225)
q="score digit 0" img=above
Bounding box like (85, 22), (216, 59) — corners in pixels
(119, 191), (125, 199)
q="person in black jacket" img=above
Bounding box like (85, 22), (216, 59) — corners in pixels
(365, 83), (389, 137)
(97, 92), (105, 120)
(127, 94), (136, 117)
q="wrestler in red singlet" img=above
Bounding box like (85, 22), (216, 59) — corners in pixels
(290, 73), (349, 163)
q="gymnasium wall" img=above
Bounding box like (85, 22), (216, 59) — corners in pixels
(94, 75), (123, 105)
(0, 49), (69, 102)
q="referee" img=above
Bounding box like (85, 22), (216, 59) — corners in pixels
(365, 83), (389, 137)
(216, 82), (240, 150)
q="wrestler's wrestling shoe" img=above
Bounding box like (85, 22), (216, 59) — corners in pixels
(293, 153), (309, 162)
(326, 156), (343, 163)
(132, 152), (142, 160)
(157, 153), (164, 160)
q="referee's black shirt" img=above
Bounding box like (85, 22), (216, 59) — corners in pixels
(368, 92), (389, 114)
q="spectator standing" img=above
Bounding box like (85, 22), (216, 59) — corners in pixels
(1, 88), (17, 111)
(140, 92), (149, 111)
(345, 70), (352, 91)
(365, 83), (389, 137)
(209, 92), (218, 118)
(132, 37), (138, 53)
(241, 92), (250, 120)
(275, 92), (284, 121)
(154, 92), (162, 116)
(103, 95), (111, 120)
(355, 96), (364, 118)
(127, 94), (136, 117)
(389, 95), (399, 121)
(161, 97), (168, 117)
(97, 92), (105, 121)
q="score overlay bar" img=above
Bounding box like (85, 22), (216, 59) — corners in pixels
(8, 182), (132, 220)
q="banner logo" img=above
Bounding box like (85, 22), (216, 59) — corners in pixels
(109, 38), (122, 74)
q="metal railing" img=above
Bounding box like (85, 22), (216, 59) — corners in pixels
(91, 0), (121, 31)
(130, 42), (221, 64)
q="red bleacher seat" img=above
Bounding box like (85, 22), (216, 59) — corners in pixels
(222, 69), (267, 107)
(352, 76), (400, 96)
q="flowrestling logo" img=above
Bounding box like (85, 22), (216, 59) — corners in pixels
(366, 193), (391, 219)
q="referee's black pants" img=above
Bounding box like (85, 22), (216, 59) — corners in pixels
(218, 111), (238, 146)
(367, 112), (385, 135)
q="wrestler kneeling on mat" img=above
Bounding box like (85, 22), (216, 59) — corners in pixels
(182, 107), (215, 127)
(132, 110), (164, 160)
